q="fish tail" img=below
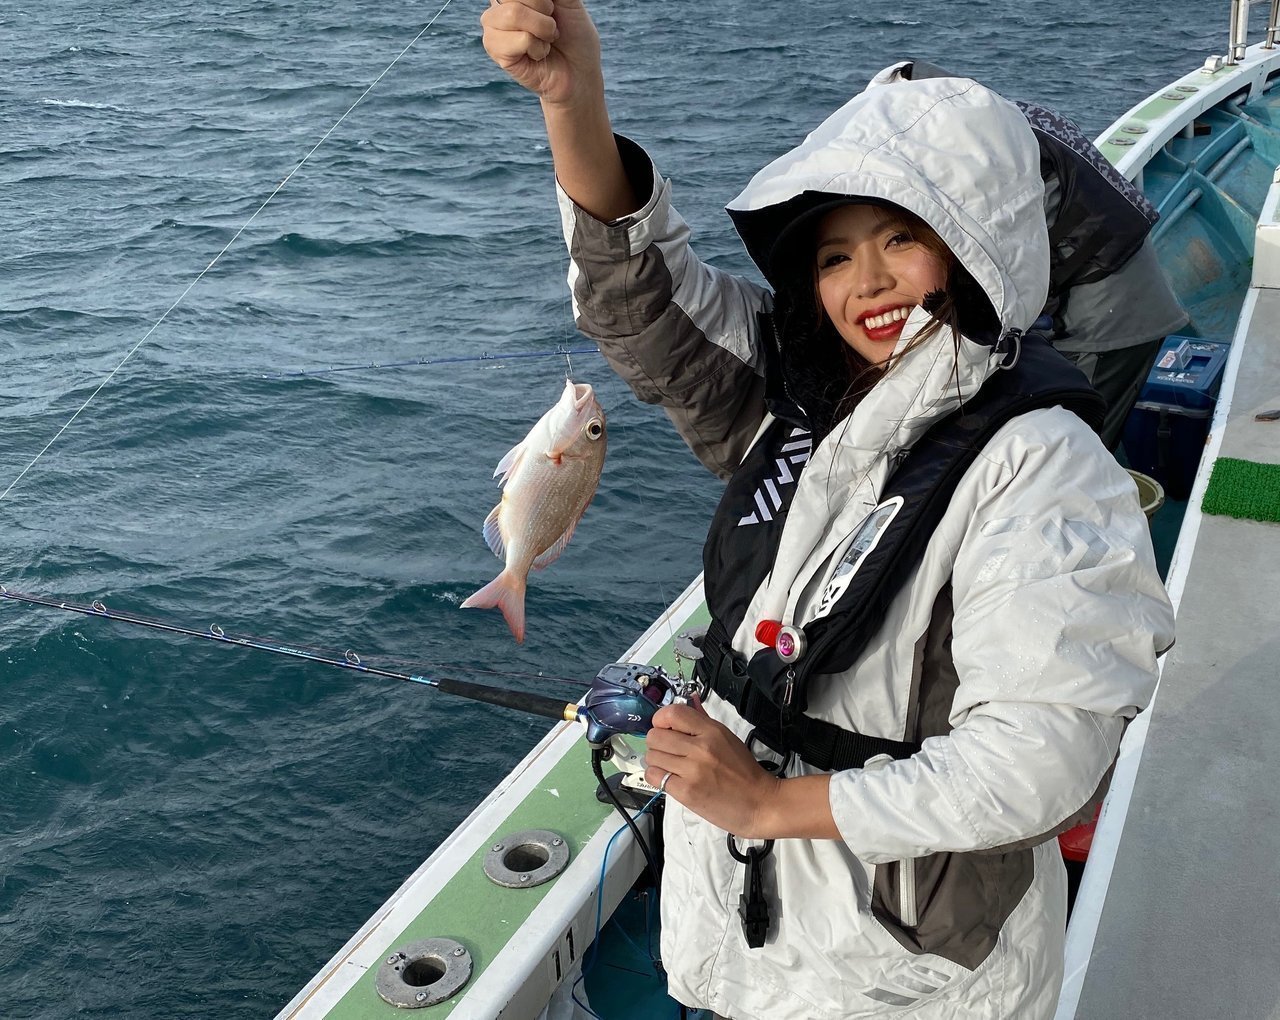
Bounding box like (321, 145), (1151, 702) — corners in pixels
(460, 569), (527, 644)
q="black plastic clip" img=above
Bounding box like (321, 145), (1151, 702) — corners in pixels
(727, 835), (773, 949)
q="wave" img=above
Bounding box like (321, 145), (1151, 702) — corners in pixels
(242, 81), (364, 106)
(41, 97), (135, 114)
(718, 43), (795, 56)
(34, 43), (136, 62)
(0, 306), (140, 333)
(226, 228), (478, 262)
(1040, 17), (1110, 29)
(147, 217), (239, 244)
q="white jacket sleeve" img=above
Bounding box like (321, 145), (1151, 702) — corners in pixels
(829, 410), (1175, 862)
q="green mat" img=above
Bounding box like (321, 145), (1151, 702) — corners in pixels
(1201, 457), (1280, 523)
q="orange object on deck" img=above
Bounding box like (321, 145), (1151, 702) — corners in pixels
(1058, 804), (1102, 862)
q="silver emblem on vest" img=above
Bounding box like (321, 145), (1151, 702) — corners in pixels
(812, 496), (905, 620)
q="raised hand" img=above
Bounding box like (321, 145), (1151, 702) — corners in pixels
(480, 0), (635, 222)
(480, 0), (603, 109)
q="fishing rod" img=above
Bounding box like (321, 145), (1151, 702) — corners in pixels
(2, 583), (688, 889)
(261, 345), (602, 381)
(0, 584), (695, 745)
(0, 584), (579, 719)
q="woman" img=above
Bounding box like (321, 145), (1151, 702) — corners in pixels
(482, 3), (1175, 1017)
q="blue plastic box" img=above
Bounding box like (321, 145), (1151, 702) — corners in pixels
(1122, 335), (1231, 499)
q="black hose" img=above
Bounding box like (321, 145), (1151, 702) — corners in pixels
(591, 747), (662, 891)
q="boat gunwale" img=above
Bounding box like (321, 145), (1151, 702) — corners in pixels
(275, 575), (708, 1018)
(1058, 36), (1280, 1019)
(1098, 40), (1280, 183)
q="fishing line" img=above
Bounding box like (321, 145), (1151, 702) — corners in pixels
(0, 585), (591, 708)
(0, 0), (460, 508)
(261, 345), (601, 380)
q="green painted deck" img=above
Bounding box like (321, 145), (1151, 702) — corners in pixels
(283, 596), (710, 1018)
(329, 743), (610, 1019)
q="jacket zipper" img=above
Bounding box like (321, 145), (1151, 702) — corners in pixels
(898, 859), (918, 928)
(770, 314), (811, 422)
(865, 754), (919, 928)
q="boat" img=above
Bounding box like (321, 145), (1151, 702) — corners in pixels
(278, 8), (1280, 1018)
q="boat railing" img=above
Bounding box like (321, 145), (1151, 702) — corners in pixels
(1228, 0), (1280, 62)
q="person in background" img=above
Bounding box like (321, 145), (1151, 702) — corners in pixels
(874, 60), (1189, 451)
(483, 3), (1176, 1018)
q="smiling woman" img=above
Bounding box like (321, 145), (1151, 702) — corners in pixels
(0, 0), (1226, 1016)
(814, 207), (948, 346)
(483, 0), (1177, 1016)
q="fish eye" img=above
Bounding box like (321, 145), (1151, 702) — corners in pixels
(585, 418), (604, 441)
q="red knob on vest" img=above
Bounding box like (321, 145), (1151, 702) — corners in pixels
(755, 620), (782, 647)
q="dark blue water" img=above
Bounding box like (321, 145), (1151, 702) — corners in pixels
(0, 1), (1234, 1016)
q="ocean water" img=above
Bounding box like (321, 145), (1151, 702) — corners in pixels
(0, 1), (1236, 1016)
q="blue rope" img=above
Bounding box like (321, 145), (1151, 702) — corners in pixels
(260, 345), (602, 380)
(572, 789), (663, 1018)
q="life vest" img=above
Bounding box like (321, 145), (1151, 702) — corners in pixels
(695, 331), (1106, 770)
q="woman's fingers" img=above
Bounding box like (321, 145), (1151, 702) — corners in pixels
(481, 0), (603, 107)
(650, 702), (707, 735)
(492, 0), (556, 14)
(643, 705), (792, 835)
(482, 0), (559, 50)
(645, 707), (729, 779)
(481, 0), (566, 96)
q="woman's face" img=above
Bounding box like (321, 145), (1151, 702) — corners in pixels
(814, 203), (949, 365)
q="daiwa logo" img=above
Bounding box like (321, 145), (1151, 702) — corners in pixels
(737, 428), (812, 527)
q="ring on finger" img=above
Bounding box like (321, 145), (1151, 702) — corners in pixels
(658, 770), (673, 794)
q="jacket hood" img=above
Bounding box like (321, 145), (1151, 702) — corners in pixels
(722, 77), (1054, 634)
(726, 75), (1049, 338)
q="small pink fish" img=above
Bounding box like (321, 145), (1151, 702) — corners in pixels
(461, 379), (607, 642)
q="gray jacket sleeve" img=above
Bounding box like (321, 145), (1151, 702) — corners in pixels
(556, 136), (771, 479)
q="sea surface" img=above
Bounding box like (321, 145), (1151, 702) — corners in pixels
(0, 1), (1241, 1016)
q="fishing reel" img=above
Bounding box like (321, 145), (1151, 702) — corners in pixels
(570, 662), (699, 746)
(567, 661), (700, 807)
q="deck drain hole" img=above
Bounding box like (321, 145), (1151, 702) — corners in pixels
(402, 957), (446, 987)
(504, 844), (549, 872)
(375, 938), (471, 1008)
(483, 828), (570, 888)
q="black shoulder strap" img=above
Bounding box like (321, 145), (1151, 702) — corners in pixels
(701, 334), (1105, 771)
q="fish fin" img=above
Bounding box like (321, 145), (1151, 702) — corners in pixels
(460, 568), (527, 644)
(493, 442), (526, 486)
(481, 503), (506, 560)
(531, 519), (579, 571)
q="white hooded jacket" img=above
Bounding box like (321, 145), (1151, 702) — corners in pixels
(557, 74), (1175, 1020)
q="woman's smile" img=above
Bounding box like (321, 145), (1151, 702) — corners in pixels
(856, 302), (918, 342)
